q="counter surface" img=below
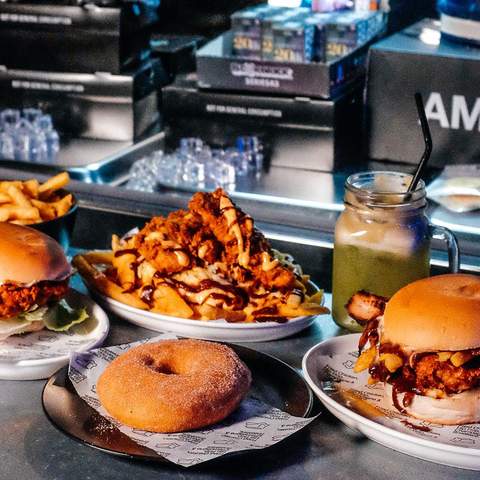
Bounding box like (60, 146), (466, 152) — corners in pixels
(1, 278), (478, 480)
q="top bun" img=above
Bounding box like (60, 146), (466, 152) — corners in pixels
(382, 274), (480, 352)
(0, 222), (71, 285)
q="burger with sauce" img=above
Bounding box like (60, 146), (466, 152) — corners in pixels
(352, 274), (480, 425)
(0, 222), (88, 340)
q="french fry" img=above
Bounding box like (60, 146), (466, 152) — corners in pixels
(354, 346), (377, 373)
(31, 199), (57, 221)
(51, 194), (73, 217)
(307, 290), (324, 304)
(277, 303), (329, 318)
(7, 185), (32, 209)
(0, 181), (22, 192)
(0, 209), (9, 222)
(379, 353), (403, 373)
(111, 234), (121, 251)
(0, 173), (73, 225)
(72, 254), (148, 310)
(22, 179), (40, 199)
(437, 352), (452, 362)
(194, 304), (218, 320)
(10, 219), (35, 225)
(0, 193), (11, 204)
(0, 205), (40, 221)
(152, 284), (194, 318)
(112, 252), (137, 290)
(38, 172), (70, 197)
(450, 351), (473, 367)
(82, 250), (114, 265)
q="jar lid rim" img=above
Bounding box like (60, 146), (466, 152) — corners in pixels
(345, 171), (426, 198)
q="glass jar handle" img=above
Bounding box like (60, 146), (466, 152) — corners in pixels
(429, 224), (460, 273)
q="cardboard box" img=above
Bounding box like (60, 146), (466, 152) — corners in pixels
(162, 75), (363, 172)
(196, 31), (370, 99)
(367, 19), (480, 167)
(0, 1), (159, 74)
(0, 60), (168, 141)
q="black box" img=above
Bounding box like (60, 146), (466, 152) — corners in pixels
(196, 31), (370, 99)
(367, 19), (480, 167)
(150, 35), (205, 81)
(0, 60), (168, 141)
(163, 75), (363, 172)
(0, 1), (159, 74)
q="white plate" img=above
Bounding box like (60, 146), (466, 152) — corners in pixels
(0, 289), (109, 380)
(87, 285), (321, 342)
(302, 334), (480, 471)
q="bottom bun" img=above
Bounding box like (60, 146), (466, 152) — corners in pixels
(384, 383), (480, 425)
(23, 321), (45, 334)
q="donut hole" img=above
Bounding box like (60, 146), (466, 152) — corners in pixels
(151, 363), (176, 375)
(142, 356), (176, 375)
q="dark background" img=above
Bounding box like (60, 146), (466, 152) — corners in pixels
(157, 0), (439, 38)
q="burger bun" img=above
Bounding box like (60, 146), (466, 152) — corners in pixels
(0, 222), (71, 285)
(382, 274), (480, 352)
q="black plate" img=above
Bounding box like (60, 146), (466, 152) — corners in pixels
(42, 344), (314, 463)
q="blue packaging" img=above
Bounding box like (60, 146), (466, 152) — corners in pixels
(261, 9), (306, 60)
(304, 12), (338, 62)
(231, 5), (286, 59)
(326, 12), (369, 60)
(272, 19), (315, 62)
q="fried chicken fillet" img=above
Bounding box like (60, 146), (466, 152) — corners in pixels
(189, 189), (295, 291)
(135, 189), (295, 291)
(0, 280), (69, 319)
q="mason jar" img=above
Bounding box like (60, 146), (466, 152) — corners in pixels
(332, 171), (459, 332)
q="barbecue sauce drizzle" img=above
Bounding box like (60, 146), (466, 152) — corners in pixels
(140, 285), (155, 306)
(114, 248), (138, 257)
(360, 319), (422, 414)
(114, 200), (292, 323)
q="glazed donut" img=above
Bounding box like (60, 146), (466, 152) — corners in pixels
(97, 339), (252, 433)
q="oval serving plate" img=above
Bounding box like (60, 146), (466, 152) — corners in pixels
(85, 281), (323, 343)
(43, 344), (314, 463)
(302, 334), (480, 471)
(0, 289), (109, 380)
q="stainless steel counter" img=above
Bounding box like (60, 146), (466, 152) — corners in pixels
(0, 131), (164, 185)
(1, 279), (479, 480)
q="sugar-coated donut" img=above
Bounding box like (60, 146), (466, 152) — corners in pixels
(97, 339), (252, 433)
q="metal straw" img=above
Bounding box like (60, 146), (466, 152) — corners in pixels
(407, 92), (432, 193)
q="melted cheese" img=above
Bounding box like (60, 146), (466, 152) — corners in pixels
(198, 244), (208, 259)
(261, 252), (278, 272)
(145, 232), (164, 241)
(174, 250), (189, 267)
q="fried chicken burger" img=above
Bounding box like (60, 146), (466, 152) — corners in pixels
(0, 222), (87, 340)
(353, 274), (480, 425)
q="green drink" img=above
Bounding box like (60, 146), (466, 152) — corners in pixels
(332, 243), (430, 331)
(332, 171), (432, 332)
(333, 172), (459, 331)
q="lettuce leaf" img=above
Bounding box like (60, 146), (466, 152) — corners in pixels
(43, 300), (89, 332)
(19, 306), (49, 323)
(0, 301), (89, 339)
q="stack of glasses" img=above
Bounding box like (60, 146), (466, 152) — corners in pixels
(0, 109), (60, 163)
(126, 136), (264, 193)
